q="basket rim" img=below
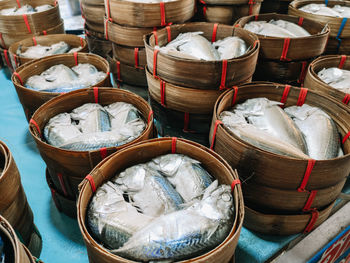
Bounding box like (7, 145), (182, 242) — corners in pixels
(0, 1), (59, 19)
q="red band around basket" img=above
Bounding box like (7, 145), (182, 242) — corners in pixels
(22, 14), (32, 33)
(153, 30), (159, 45)
(0, 33), (5, 48)
(30, 118), (41, 137)
(212, 23), (218, 43)
(49, 188), (61, 211)
(231, 179), (241, 192)
(253, 40), (259, 48)
(160, 80), (166, 107)
(153, 49), (159, 77)
(80, 1), (85, 19)
(166, 26), (171, 43)
(171, 137), (177, 153)
(280, 84), (291, 107)
(280, 38), (291, 61)
(298, 61), (308, 85)
(74, 52), (78, 65)
(148, 110), (153, 124)
(85, 174), (96, 193)
(343, 94), (350, 105)
(248, 0), (254, 15)
(160, 2), (166, 26)
(3, 50), (12, 70)
(16, 0), (21, 8)
(54, 0), (58, 6)
(298, 17), (304, 26)
(116, 61), (121, 81)
(100, 147), (107, 160)
(199, 0), (207, 15)
(298, 159), (316, 192)
(297, 88), (308, 106)
(304, 210), (319, 233)
(339, 55), (347, 69)
(93, 87), (98, 103)
(42, 30), (47, 35)
(106, 0), (112, 21)
(105, 20), (109, 40)
(32, 37), (37, 46)
(80, 37), (84, 47)
(210, 120), (223, 150)
(13, 54), (18, 68)
(342, 131), (350, 144)
(13, 72), (23, 85)
(303, 190), (318, 211)
(57, 173), (68, 196)
(183, 112), (190, 132)
(220, 60), (228, 90)
(134, 48), (139, 68)
(254, 15), (259, 21)
(231, 86), (238, 106)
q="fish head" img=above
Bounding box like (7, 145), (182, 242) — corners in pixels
(114, 164), (148, 191)
(318, 67), (343, 83)
(148, 154), (184, 177)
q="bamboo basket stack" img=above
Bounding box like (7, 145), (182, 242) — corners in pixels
(197, 0), (263, 24)
(29, 88), (155, 218)
(289, 0), (350, 55)
(145, 22), (258, 145)
(105, 0), (195, 96)
(0, 0), (64, 71)
(77, 137), (244, 263)
(235, 13), (330, 85)
(209, 82), (350, 235)
(0, 141), (42, 257)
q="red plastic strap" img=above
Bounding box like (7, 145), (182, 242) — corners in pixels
(342, 131), (350, 144)
(210, 120), (223, 150)
(42, 30), (47, 35)
(298, 61), (308, 85)
(231, 179), (241, 192)
(3, 50), (12, 70)
(160, 2), (166, 26)
(280, 84), (291, 106)
(304, 210), (319, 233)
(253, 40), (259, 48)
(93, 87), (98, 103)
(248, 0), (254, 15)
(74, 52), (78, 65)
(166, 26), (171, 43)
(298, 17), (304, 26)
(199, 0), (207, 16)
(13, 54), (18, 68)
(160, 80), (166, 107)
(234, 24), (240, 28)
(16, 0), (21, 8)
(30, 118), (41, 137)
(54, 0), (58, 6)
(183, 112), (190, 132)
(22, 14), (32, 33)
(280, 38), (291, 61)
(106, 0), (112, 21)
(342, 94), (350, 105)
(303, 190), (318, 211)
(219, 60), (228, 90)
(32, 37), (37, 46)
(153, 30), (159, 45)
(13, 72), (23, 85)
(231, 86), (238, 106)
(105, 20), (109, 40)
(57, 173), (68, 196)
(298, 159), (316, 192)
(297, 88), (308, 106)
(254, 15), (259, 21)
(116, 61), (121, 81)
(85, 174), (96, 193)
(80, 37), (84, 47)
(0, 33), (5, 48)
(171, 137), (177, 153)
(148, 110), (153, 124)
(134, 48), (139, 68)
(153, 49), (159, 77)
(80, 1), (85, 19)
(212, 23), (218, 43)
(338, 55), (347, 69)
(100, 147), (107, 160)
(49, 188), (61, 211)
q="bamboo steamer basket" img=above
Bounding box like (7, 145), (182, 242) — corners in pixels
(304, 55), (350, 106)
(0, 19), (64, 49)
(112, 43), (146, 68)
(85, 23), (105, 39)
(0, 0), (61, 34)
(77, 137), (244, 263)
(105, 0), (195, 27)
(105, 18), (153, 47)
(81, 0), (105, 33)
(289, 0), (350, 38)
(8, 34), (88, 68)
(11, 52), (111, 121)
(145, 23), (260, 89)
(235, 13), (329, 60)
(325, 37), (350, 55)
(85, 26), (112, 58)
(0, 215), (36, 263)
(209, 82), (350, 190)
(29, 87), (154, 200)
(244, 201), (334, 235)
(0, 141), (42, 257)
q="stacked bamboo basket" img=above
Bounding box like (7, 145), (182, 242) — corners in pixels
(81, 0), (112, 58)
(235, 13), (330, 85)
(0, 141), (42, 257)
(289, 0), (350, 55)
(209, 82), (350, 235)
(77, 137), (244, 263)
(145, 22), (260, 146)
(304, 55), (350, 106)
(29, 88), (155, 218)
(105, 0), (195, 96)
(197, 0), (263, 24)
(0, 0), (64, 71)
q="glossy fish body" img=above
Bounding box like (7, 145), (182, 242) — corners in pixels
(114, 180), (233, 261)
(270, 20), (311, 37)
(244, 21), (298, 38)
(299, 4), (345, 17)
(213, 36), (247, 59)
(318, 67), (350, 93)
(285, 104), (340, 160)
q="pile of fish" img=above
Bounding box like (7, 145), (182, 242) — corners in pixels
(220, 98), (343, 160)
(17, 41), (82, 59)
(0, 4), (53, 15)
(318, 67), (350, 93)
(88, 154), (234, 261)
(25, 64), (106, 93)
(158, 32), (247, 61)
(244, 19), (311, 38)
(44, 102), (145, 151)
(299, 4), (350, 18)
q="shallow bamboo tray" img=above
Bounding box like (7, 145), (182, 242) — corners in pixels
(0, 215), (36, 263)
(112, 43), (146, 68)
(81, 0), (105, 33)
(0, 0), (61, 34)
(289, 0), (350, 38)
(8, 34), (88, 68)
(325, 37), (350, 55)
(304, 55), (350, 106)
(145, 22), (260, 89)
(77, 137), (244, 263)
(209, 82), (350, 190)
(85, 26), (112, 58)
(29, 87), (154, 200)
(0, 141), (42, 257)
(235, 13), (329, 60)
(244, 201), (334, 235)
(106, 0), (195, 27)
(12, 52), (111, 121)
